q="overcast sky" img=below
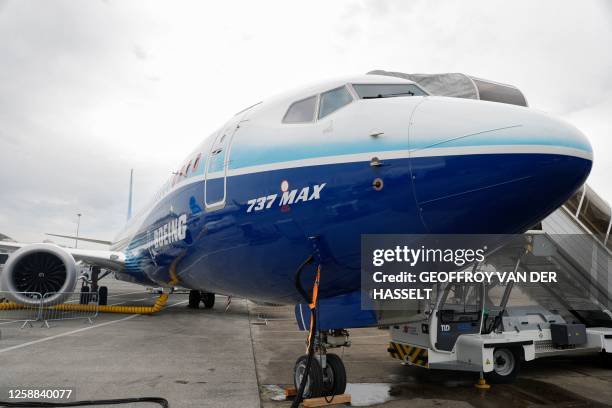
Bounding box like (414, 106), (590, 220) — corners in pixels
(1, 0), (611, 248)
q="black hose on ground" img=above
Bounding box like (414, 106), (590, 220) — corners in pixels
(0, 397), (169, 407)
(291, 307), (317, 408)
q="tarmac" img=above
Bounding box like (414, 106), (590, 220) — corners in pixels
(0, 279), (611, 407)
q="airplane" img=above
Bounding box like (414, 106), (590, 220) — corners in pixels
(0, 73), (593, 400)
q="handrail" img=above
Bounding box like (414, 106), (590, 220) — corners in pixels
(562, 184), (612, 249)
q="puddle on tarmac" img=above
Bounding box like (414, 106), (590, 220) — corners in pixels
(261, 383), (394, 405)
(261, 384), (287, 401)
(345, 383), (394, 406)
(262, 376), (609, 407)
(389, 377), (611, 407)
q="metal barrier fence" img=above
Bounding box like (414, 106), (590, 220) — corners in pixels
(249, 302), (294, 325)
(0, 291), (99, 328)
(40, 292), (99, 327)
(0, 291), (43, 328)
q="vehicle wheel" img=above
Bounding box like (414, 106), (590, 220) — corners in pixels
(188, 290), (201, 309)
(80, 286), (90, 304)
(294, 355), (324, 399)
(485, 347), (520, 384)
(201, 292), (215, 309)
(98, 286), (108, 306)
(322, 353), (347, 396)
(601, 351), (612, 368)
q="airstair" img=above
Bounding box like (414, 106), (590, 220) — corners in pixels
(474, 183), (612, 328)
(529, 184), (612, 326)
(387, 184), (612, 382)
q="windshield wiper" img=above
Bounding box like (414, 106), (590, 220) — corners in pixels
(362, 91), (415, 99)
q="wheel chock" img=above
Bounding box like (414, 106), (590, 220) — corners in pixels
(284, 386), (297, 398)
(474, 377), (491, 389)
(303, 394), (351, 407)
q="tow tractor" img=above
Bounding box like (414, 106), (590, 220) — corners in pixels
(388, 232), (612, 383)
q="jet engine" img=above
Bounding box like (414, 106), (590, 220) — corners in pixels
(0, 243), (78, 306)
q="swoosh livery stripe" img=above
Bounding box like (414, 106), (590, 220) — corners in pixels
(225, 144), (592, 178)
(114, 145), (591, 253)
(410, 145), (593, 161)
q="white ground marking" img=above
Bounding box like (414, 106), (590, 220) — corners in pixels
(167, 299), (189, 308)
(0, 315), (139, 354)
(0, 299), (189, 354)
(0, 321), (28, 326)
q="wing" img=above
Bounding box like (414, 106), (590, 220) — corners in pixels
(45, 233), (113, 246)
(0, 241), (125, 271)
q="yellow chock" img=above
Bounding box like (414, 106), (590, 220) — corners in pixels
(474, 376), (491, 390)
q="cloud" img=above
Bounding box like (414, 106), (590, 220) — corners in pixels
(132, 45), (150, 61)
(0, 0), (166, 246)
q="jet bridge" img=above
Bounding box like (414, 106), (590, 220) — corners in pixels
(368, 70), (529, 107)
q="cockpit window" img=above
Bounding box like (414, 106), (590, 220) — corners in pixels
(318, 86), (353, 119)
(352, 83), (426, 99)
(283, 96), (317, 123)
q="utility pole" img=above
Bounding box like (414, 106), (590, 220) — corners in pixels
(75, 213), (82, 249)
(127, 169), (134, 221)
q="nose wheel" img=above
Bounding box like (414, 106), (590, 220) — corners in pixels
(293, 356), (324, 399)
(293, 353), (347, 399)
(293, 330), (350, 400)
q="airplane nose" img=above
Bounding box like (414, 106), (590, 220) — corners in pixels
(408, 97), (593, 233)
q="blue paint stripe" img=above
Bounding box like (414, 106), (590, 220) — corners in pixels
(230, 139), (591, 170)
(229, 139), (407, 169)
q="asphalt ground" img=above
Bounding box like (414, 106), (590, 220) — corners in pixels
(1, 279), (611, 407)
(0, 280), (259, 408)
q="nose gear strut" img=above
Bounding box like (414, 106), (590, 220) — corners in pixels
(290, 238), (349, 407)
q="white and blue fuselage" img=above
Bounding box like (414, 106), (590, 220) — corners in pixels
(109, 74), (592, 329)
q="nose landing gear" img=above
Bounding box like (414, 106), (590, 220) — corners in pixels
(291, 240), (351, 406)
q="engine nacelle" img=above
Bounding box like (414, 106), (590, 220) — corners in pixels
(0, 243), (78, 306)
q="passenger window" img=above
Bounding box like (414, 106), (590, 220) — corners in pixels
(192, 154), (201, 171)
(319, 86), (353, 119)
(283, 96), (317, 123)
